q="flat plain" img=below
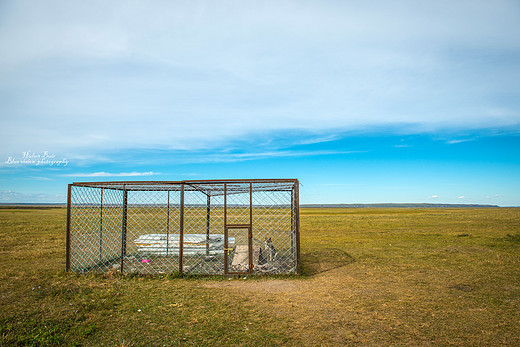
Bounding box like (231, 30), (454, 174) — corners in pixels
(1, 207), (519, 346)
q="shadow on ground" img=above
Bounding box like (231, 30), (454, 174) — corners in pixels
(301, 248), (355, 276)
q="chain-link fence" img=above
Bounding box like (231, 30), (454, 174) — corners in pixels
(67, 179), (300, 275)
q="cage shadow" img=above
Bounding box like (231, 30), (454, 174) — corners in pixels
(300, 248), (355, 276)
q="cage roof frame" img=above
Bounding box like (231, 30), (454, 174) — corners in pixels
(71, 179), (298, 196)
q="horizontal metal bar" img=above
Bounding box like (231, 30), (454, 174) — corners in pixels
(72, 180), (183, 185)
(72, 178), (298, 186)
(183, 179), (298, 184)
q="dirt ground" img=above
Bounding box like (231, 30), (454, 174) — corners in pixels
(203, 255), (520, 345)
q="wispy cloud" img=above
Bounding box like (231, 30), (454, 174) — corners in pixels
(296, 135), (340, 145)
(64, 171), (157, 177)
(317, 183), (359, 187)
(484, 194), (504, 199)
(30, 176), (52, 181)
(457, 196), (465, 199)
(446, 139), (474, 145)
(180, 150), (364, 163)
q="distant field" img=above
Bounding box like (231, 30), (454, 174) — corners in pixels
(1, 207), (519, 345)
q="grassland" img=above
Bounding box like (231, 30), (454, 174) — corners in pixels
(1, 207), (519, 346)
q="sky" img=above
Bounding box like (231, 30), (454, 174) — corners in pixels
(1, 0), (519, 205)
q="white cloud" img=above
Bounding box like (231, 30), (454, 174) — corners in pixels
(30, 176), (52, 181)
(296, 135), (340, 145)
(64, 171), (157, 177)
(177, 150), (363, 163)
(0, 0), (519, 159)
(430, 195), (438, 198)
(446, 139), (474, 145)
(485, 195), (503, 199)
(458, 196), (465, 199)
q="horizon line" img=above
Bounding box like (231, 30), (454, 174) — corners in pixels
(0, 202), (515, 208)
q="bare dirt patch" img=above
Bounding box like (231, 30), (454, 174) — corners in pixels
(203, 278), (302, 293)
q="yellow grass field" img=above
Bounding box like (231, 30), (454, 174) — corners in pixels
(1, 207), (519, 345)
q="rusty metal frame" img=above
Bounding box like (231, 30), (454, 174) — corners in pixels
(248, 182), (253, 273)
(166, 191), (170, 256)
(295, 180), (301, 275)
(206, 195), (210, 256)
(72, 179), (297, 186)
(99, 188), (103, 261)
(66, 184), (72, 271)
(179, 183), (185, 274)
(223, 183), (228, 274)
(120, 186), (128, 272)
(67, 178), (300, 276)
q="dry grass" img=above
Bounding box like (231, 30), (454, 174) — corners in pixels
(1, 207), (519, 345)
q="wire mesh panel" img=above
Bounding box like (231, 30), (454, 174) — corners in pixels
(205, 191), (226, 274)
(69, 186), (123, 273)
(225, 183), (251, 226)
(125, 188), (181, 274)
(252, 187), (295, 274)
(182, 188), (207, 273)
(67, 179), (299, 276)
(99, 189), (125, 270)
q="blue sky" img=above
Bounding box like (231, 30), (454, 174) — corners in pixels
(1, 0), (519, 205)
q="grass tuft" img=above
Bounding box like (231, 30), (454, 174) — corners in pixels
(504, 233), (520, 243)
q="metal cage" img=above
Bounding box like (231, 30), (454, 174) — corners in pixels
(66, 179), (300, 275)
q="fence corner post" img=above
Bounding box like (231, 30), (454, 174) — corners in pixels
(66, 183), (72, 272)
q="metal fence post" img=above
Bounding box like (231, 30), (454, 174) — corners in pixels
(206, 195), (211, 256)
(121, 186), (128, 273)
(295, 181), (301, 275)
(223, 183), (228, 274)
(179, 183), (184, 274)
(166, 190), (170, 256)
(100, 188), (103, 262)
(66, 184), (72, 272)
(248, 182), (253, 273)
(291, 188), (295, 260)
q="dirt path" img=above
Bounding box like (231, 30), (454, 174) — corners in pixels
(202, 264), (403, 344)
(201, 261), (515, 345)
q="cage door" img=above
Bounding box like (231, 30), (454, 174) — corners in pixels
(224, 227), (252, 274)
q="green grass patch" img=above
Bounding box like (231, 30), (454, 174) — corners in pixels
(1, 207), (519, 345)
